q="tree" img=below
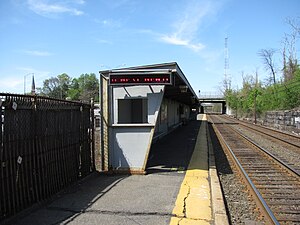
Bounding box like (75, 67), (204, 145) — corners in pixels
(258, 48), (277, 85)
(39, 73), (71, 99)
(223, 17), (300, 116)
(39, 77), (60, 98)
(38, 73), (99, 101)
(225, 88), (239, 117)
(58, 73), (72, 99)
(68, 73), (99, 102)
(282, 18), (300, 81)
(282, 66), (300, 108)
(68, 78), (80, 100)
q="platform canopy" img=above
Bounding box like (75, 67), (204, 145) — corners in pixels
(99, 62), (199, 174)
(100, 62), (199, 108)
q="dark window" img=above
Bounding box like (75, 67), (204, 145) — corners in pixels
(118, 99), (148, 124)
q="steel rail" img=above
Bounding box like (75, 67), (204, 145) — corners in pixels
(233, 128), (300, 177)
(238, 122), (300, 148)
(212, 123), (280, 225)
(223, 115), (300, 149)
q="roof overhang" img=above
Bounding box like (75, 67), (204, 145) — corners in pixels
(100, 62), (199, 107)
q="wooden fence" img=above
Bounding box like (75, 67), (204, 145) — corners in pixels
(0, 93), (95, 221)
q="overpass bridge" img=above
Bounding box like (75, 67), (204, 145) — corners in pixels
(198, 92), (226, 114)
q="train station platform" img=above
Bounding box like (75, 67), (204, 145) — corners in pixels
(12, 115), (228, 225)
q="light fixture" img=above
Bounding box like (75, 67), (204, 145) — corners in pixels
(179, 85), (188, 93)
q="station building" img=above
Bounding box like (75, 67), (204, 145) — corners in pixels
(99, 62), (199, 174)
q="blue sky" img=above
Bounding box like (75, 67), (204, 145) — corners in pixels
(0, 0), (299, 95)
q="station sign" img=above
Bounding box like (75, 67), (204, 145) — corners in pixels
(109, 72), (173, 86)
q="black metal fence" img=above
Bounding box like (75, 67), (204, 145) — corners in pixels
(0, 93), (94, 221)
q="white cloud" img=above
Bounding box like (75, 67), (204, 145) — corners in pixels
(159, 1), (219, 53)
(161, 35), (189, 46)
(23, 50), (53, 56)
(27, 0), (84, 17)
(160, 34), (205, 52)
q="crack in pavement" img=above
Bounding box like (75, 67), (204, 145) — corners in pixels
(182, 183), (190, 219)
(47, 206), (174, 217)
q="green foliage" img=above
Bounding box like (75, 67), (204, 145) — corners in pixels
(39, 74), (71, 99)
(225, 18), (300, 117)
(39, 73), (99, 102)
(225, 89), (239, 111)
(68, 78), (80, 100)
(69, 73), (99, 102)
(282, 69), (300, 108)
(225, 67), (300, 117)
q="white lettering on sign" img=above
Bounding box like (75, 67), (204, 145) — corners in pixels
(12, 102), (17, 110)
(17, 156), (22, 164)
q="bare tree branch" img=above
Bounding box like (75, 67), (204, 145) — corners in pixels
(282, 18), (299, 81)
(258, 48), (277, 84)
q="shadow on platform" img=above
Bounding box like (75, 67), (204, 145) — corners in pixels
(10, 119), (206, 225)
(146, 120), (202, 174)
(11, 173), (128, 225)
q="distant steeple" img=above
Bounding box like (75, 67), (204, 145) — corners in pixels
(31, 74), (36, 95)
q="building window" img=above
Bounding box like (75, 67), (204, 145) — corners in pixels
(118, 98), (148, 124)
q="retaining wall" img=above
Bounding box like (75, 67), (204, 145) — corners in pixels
(264, 109), (300, 134)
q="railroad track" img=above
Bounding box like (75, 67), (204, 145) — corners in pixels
(223, 116), (300, 149)
(209, 115), (300, 175)
(209, 116), (300, 224)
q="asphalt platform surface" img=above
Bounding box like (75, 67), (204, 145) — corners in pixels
(12, 119), (202, 225)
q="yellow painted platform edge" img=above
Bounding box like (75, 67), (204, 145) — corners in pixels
(207, 115), (230, 225)
(170, 114), (212, 225)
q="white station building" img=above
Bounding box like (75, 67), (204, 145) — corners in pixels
(99, 62), (199, 174)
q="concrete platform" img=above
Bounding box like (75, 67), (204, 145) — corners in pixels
(170, 114), (228, 225)
(9, 114), (228, 225)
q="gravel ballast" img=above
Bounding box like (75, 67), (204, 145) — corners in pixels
(235, 125), (300, 172)
(208, 124), (265, 225)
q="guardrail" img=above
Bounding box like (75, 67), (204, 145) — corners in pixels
(198, 92), (224, 99)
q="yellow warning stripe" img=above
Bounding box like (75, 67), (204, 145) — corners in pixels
(170, 114), (211, 225)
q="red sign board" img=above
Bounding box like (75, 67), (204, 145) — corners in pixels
(109, 73), (172, 85)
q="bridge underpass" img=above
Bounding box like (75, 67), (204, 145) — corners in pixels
(198, 93), (226, 114)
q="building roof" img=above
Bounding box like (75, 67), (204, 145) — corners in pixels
(100, 62), (199, 107)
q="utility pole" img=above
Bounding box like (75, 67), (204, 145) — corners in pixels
(224, 36), (230, 91)
(254, 70), (258, 124)
(24, 73), (34, 94)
